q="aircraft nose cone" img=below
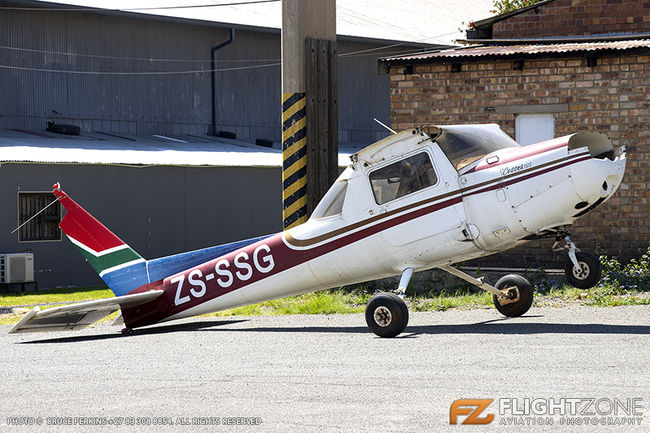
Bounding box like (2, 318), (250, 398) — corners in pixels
(570, 151), (626, 206)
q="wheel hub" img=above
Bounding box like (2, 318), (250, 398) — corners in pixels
(373, 306), (392, 327)
(498, 287), (520, 305)
(572, 261), (589, 280)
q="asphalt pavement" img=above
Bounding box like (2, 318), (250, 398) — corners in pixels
(1, 305), (648, 432)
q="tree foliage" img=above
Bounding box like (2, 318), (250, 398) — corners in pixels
(491, 0), (546, 15)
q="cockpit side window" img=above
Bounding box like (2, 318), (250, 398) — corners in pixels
(311, 180), (348, 219)
(369, 152), (437, 205)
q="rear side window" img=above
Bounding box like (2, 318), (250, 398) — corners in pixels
(369, 152), (437, 205)
(311, 180), (348, 219)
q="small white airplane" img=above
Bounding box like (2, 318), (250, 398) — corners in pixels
(10, 124), (626, 337)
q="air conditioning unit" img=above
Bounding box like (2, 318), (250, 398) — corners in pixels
(0, 253), (34, 283)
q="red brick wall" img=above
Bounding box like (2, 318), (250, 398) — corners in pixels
(389, 54), (650, 268)
(491, 0), (650, 39)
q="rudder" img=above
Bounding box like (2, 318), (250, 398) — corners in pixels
(53, 183), (146, 296)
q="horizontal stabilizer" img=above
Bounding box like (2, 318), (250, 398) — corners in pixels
(8, 290), (164, 334)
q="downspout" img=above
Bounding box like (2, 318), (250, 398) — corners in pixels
(210, 28), (235, 136)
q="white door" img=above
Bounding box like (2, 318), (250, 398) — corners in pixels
(515, 114), (555, 145)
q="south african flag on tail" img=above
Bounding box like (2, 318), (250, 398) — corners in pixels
(53, 183), (146, 296)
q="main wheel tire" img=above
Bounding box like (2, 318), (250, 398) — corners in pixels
(365, 292), (409, 338)
(492, 274), (534, 318)
(564, 251), (601, 289)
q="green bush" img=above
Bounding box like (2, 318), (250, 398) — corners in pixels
(598, 247), (650, 292)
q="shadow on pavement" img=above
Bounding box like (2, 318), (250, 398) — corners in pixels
(19, 319), (248, 344)
(401, 321), (650, 337)
(16, 317), (650, 343)
(197, 318), (650, 337)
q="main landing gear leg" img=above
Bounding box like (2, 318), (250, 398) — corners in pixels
(365, 268), (412, 338)
(439, 265), (534, 318)
(552, 229), (602, 289)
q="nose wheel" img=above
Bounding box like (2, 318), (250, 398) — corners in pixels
(564, 251), (601, 289)
(553, 229), (602, 289)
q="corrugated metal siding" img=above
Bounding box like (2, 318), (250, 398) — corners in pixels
(339, 41), (391, 143)
(1, 9), (215, 135)
(1, 8), (390, 144)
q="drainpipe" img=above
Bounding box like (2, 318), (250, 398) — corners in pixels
(210, 28), (235, 136)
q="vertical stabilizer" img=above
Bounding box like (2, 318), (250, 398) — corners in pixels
(53, 183), (147, 296)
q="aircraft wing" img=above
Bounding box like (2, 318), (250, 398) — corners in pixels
(8, 290), (164, 334)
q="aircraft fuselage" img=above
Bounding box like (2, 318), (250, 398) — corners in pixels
(122, 125), (626, 329)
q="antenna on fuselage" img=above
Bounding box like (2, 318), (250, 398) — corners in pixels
(373, 117), (397, 135)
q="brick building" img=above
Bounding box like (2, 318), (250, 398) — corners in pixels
(380, 0), (650, 268)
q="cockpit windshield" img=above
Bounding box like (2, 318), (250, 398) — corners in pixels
(434, 125), (520, 171)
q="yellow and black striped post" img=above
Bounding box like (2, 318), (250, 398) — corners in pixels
(282, 92), (308, 230)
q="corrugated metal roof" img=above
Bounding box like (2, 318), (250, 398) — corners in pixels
(384, 39), (650, 62)
(0, 130), (362, 167)
(29, 0), (494, 46)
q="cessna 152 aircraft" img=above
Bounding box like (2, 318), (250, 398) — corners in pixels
(10, 124), (626, 337)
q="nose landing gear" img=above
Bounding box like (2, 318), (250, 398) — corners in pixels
(553, 229), (602, 289)
(363, 228), (602, 338)
(564, 251), (601, 289)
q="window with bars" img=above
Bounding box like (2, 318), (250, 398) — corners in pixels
(17, 192), (62, 242)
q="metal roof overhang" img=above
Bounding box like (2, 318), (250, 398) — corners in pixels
(0, 130), (363, 168)
(379, 39), (650, 70)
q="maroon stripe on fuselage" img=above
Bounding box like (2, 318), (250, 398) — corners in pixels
(123, 152), (594, 328)
(122, 196), (463, 328)
(464, 154), (592, 198)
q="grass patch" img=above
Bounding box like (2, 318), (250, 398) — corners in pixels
(410, 289), (492, 312)
(0, 287), (113, 307)
(0, 314), (26, 326)
(207, 290), (368, 317)
(0, 287), (118, 326)
(532, 282), (650, 307)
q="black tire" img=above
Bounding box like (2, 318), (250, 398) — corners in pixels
(365, 292), (409, 338)
(492, 274), (533, 317)
(564, 251), (601, 289)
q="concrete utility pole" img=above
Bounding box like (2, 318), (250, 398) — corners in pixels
(281, 0), (338, 230)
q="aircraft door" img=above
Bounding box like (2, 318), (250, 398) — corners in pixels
(368, 149), (479, 268)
